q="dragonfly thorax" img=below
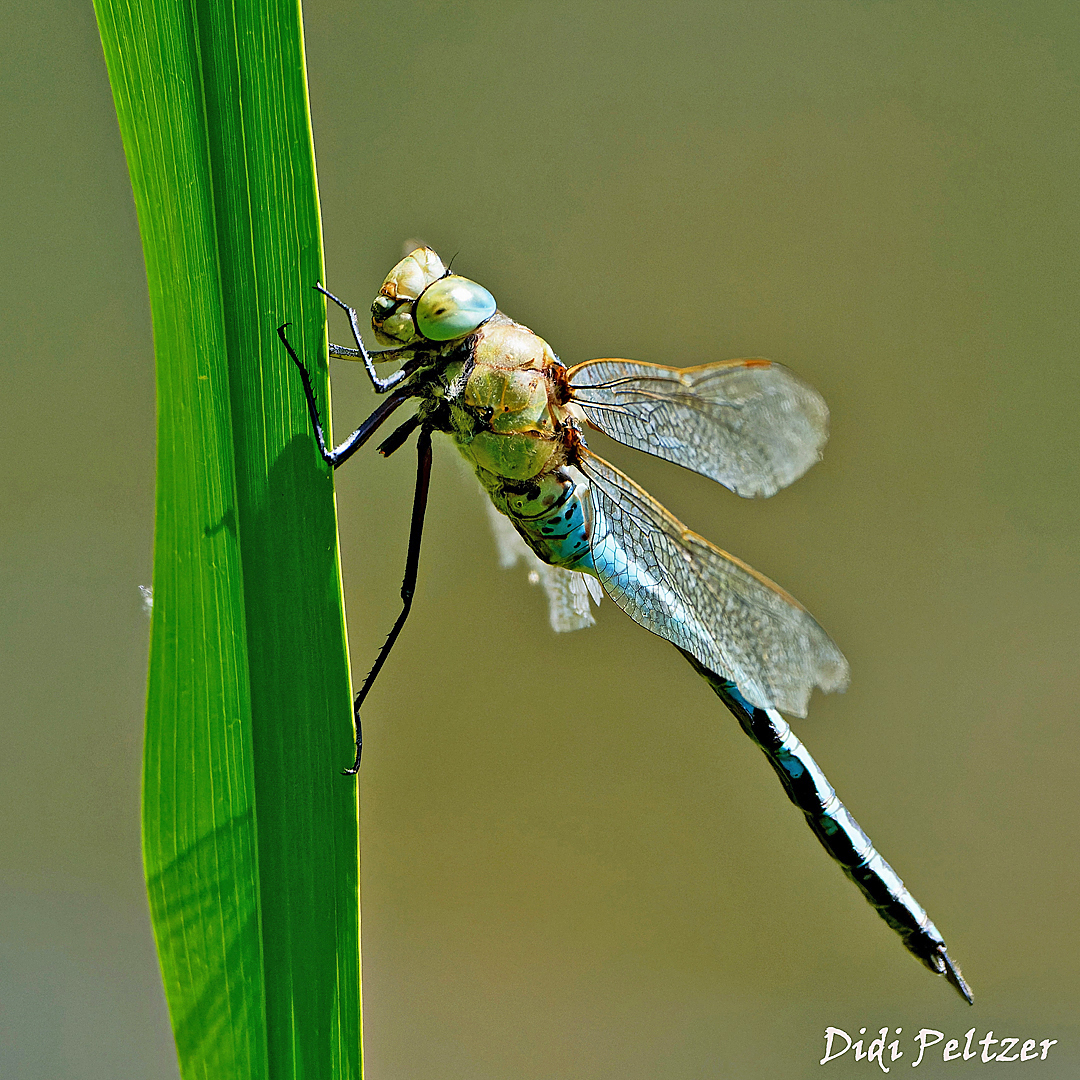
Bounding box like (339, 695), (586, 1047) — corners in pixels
(443, 317), (573, 483)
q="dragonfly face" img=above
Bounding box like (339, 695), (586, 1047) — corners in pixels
(370, 246), (496, 346)
(277, 246), (972, 1003)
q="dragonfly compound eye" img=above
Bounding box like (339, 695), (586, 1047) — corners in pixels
(415, 276), (497, 341)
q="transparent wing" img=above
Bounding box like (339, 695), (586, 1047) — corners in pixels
(567, 358), (830, 498)
(484, 498), (600, 632)
(578, 450), (849, 715)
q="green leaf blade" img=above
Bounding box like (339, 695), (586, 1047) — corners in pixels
(94, 1), (360, 1076)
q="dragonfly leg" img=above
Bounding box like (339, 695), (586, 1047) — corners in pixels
(277, 324), (413, 468)
(316, 283), (407, 393)
(678, 647), (973, 1004)
(329, 340), (416, 366)
(328, 342), (363, 359)
(376, 415), (422, 458)
(344, 426), (433, 775)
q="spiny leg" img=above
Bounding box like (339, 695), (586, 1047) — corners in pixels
(344, 426), (434, 775)
(277, 324), (412, 468)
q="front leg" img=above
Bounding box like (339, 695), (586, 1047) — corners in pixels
(316, 283), (408, 393)
(277, 324), (413, 468)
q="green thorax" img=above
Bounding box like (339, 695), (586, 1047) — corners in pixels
(421, 312), (572, 487)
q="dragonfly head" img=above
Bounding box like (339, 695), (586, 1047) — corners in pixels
(371, 247), (497, 347)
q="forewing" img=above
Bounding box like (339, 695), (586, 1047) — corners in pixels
(568, 358), (830, 498)
(578, 450), (849, 715)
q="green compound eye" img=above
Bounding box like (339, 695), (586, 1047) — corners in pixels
(415, 275), (496, 341)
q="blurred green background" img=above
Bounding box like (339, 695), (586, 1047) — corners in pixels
(3, 1), (1078, 1076)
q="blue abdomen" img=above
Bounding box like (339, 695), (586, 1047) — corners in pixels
(497, 468), (596, 574)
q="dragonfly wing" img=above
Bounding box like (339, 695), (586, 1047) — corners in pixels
(578, 450), (849, 715)
(567, 358), (830, 498)
(537, 567), (598, 633)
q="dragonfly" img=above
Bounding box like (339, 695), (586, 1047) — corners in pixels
(277, 246), (971, 1004)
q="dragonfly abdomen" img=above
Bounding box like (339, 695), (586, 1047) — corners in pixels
(745, 705), (947, 955)
(493, 467), (596, 573)
(679, 648), (973, 1004)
